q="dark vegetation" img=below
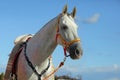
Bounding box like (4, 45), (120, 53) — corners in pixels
(55, 75), (81, 80)
(0, 73), (4, 80)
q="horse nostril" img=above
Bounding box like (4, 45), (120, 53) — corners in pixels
(75, 49), (79, 55)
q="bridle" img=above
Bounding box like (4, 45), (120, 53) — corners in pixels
(55, 15), (80, 57)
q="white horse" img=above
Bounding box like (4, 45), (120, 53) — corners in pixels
(4, 5), (83, 80)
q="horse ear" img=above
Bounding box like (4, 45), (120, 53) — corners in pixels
(62, 5), (68, 15)
(71, 7), (76, 18)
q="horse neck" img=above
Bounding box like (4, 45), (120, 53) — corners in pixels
(26, 16), (58, 66)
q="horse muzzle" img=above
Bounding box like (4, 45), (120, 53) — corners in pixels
(67, 42), (83, 59)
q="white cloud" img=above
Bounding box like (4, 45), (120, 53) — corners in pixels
(61, 65), (79, 73)
(113, 64), (119, 70)
(106, 77), (120, 80)
(58, 64), (120, 74)
(82, 64), (120, 73)
(83, 13), (100, 23)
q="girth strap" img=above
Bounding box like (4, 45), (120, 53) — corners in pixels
(10, 46), (24, 80)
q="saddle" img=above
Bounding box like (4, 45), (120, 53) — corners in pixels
(4, 34), (33, 80)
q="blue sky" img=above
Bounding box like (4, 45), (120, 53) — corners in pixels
(0, 0), (120, 80)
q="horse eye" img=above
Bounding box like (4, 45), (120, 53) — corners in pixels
(62, 25), (68, 30)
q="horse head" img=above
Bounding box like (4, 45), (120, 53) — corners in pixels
(56, 5), (83, 59)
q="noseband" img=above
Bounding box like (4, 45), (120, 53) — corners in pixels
(55, 15), (80, 57)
